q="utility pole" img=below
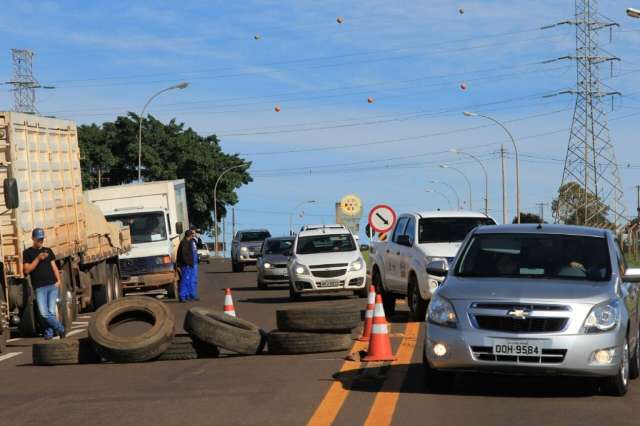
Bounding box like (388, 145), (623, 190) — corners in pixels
(232, 207), (236, 242)
(500, 145), (508, 224)
(222, 217), (227, 259)
(536, 202), (549, 222)
(544, 1), (625, 227)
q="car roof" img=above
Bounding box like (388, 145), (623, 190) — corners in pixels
(404, 210), (493, 219)
(237, 229), (270, 234)
(472, 223), (610, 238)
(298, 225), (351, 237)
(265, 236), (294, 241)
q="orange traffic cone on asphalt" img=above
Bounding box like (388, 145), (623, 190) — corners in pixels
(223, 288), (236, 317)
(363, 294), (396, 362)
(358, 285), (376, 342)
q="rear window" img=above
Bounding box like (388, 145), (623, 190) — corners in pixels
(239, 231), (271, 242)
(419, 217), (495, 243)
(455, 233), (611, 281)
(296, 234), (356, 255)
(263, 239), (294, 255)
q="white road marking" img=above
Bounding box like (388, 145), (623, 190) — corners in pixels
(71, 325), (86, 330)
(6, 338), (22, 343)
(66, 329), (85, 337)
(0, 352), (22, 362)
(78, 315), (91, 319)
(72, 321), (89, 325)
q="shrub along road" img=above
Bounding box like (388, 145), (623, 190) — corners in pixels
(0, 260), (639, 425)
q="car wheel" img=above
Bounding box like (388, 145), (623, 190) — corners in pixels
(257, 278), (266, 290)
(629, 331), (640, 380)
(373, 268), (395, 317)
(601, 341), (630, 396)
(355, 286), (368, 298)
(289, 283), (301, 301)
(237, 262), (245, 273)
(408, 276), (428, 321)
(422, 349), (454, 393)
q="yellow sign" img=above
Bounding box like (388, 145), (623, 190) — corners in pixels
(340, 194), (362, 217)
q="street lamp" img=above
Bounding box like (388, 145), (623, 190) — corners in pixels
(289, 200), (317, 235)
(439, 164), (472, 210)
(450, 148), (489, 216)
(425, 189), (452, 209)
(463, 111), (520, 223)
(138, 82), (189, 182)
(213, 163), (250, 257)
(429, 180), (461, 210)
(627, 7), (640, 18)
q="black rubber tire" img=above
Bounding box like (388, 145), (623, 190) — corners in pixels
(156, 334), (220, 361)
(18, 281), (38, 337)
(32, 338), (101, 365)
(356, 286), (368, 298)
(276, 307), (360, 332)
(91, 284), (110, 310)
(184, 308), (266, 355)
(408, 276), (428, 321)
(372, 269), (396, 317)
(423, 349), (455, 393)
(88, 296), (175, 363)
(166, 272), (179, 300)
(289, 283), (301, 301)
(0, 285), (8, 353)
(57, 280), (76, 334)
(267, 331), (352, 355)
(601, 341), (630, 396)
(629, 331), (640, 380)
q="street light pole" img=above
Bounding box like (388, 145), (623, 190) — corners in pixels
(430, 180), (461, 210)
(440, 164), (472, 210)
(289, 200), (317, 235)
(138, 82), (189, 182)
(213, 163), (250, 257)
(464, 111), (520, 223)
(425, 189), (452, 209)
(627, 7), (640, 18)
(451, 148), (489, 216)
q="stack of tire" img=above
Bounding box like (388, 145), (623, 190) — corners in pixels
(267, 307), (360, 355)
(32, 297), (219, 365)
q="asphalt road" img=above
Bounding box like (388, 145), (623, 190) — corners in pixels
(1, 259), (639, 426)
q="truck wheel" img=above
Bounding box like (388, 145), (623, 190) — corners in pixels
(408, 276), (428, 321)
(57, 281), (76, 333)
(373, 269), (396, 317)
(18, 281), (38, 337)
(89, 297), (175, 363)
(91, 284), (110, 310)
(601, 340), (630, 396)
(184, 308), (266, 355)
(0, 286), (9, 352)
(267, 331), (352, 355)
(110, 265), (122, 300)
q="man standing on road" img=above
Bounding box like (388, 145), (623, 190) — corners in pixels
(22, 228), (65, 340)
(177, 230), (196, 303)
(190, 229), (201, 301)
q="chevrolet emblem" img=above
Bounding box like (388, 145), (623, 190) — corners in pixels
(507, 308), (531, 319)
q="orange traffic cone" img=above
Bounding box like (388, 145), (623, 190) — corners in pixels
(223, 288), (236, 317)
(358, 285), (376, 342)
(363, 294), (396, 362)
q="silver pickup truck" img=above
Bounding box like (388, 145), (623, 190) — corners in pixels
(231, 229), (271, 272)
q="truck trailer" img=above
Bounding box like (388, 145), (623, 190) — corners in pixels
(84, 180), (189, 299)
(0, 112), (131, 352)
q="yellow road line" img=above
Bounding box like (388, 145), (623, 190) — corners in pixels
(307, 339), (369, 426)
(363, 322), (420, 426)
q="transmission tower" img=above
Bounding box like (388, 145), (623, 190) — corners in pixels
(9, 49), (41, 114)
(544, 0), (625, 228)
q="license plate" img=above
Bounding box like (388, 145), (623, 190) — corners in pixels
(492, 339), (541, 356)
(317, 280), (341, 288)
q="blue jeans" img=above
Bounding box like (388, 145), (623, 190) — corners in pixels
(179, 266), (194, 301)
(35, 284), (64, 337)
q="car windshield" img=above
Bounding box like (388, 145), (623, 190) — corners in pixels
(107, 212), (167, 244)
(239, 232), (271, 242)
(455, 233), (611, 281)
(419, 217), (495, 243)
(296, 234), (356, 254)
(263, 239), (294, 255)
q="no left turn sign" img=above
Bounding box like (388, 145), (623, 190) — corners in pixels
(368, 205), (396, 234)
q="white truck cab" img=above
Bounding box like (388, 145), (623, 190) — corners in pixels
(287, 224), (367, 301)
(370, 211), (495, 319)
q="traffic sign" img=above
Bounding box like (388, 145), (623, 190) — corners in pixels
(368, 205), (396, 233)
(340, 194), (362, 216)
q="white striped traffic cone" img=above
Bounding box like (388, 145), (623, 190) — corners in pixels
(358, 285), (376, 342)
(223, 288), (236, 317)
(363, 294), (396, 362)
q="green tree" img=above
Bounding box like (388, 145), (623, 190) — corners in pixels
(512, 212), (544, 224)
(551, 181), (610, 226)
(78, 113), (251, 229)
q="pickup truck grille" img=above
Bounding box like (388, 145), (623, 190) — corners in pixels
(312, 269), (347, 278)
(473, 316), (567, 333)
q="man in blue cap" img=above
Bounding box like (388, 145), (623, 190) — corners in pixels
(177, 229), (195, 303)
(22, 228), (65, 339)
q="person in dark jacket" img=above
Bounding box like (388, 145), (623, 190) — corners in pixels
(177, 230), (195, 303)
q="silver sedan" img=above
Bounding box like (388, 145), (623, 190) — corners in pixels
(424, 224), (640, 396)
(256, 237), (294, 289)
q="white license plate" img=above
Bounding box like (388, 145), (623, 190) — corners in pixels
(492, 339), (542, 356)
(317, 280), (341, 288)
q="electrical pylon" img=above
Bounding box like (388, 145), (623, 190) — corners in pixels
(544, 0), (625, 228)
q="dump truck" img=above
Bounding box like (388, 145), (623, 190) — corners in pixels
(85, 180), (189, 299)
(0, 112), (131, 351)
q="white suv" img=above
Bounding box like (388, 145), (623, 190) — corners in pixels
(287, 225), (367, 300)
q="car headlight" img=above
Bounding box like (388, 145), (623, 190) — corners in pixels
(292, 262), (310, 275)
(264, 262), (272, 269)
(583, 300), (620, 333)
(154, 256), (172, 265)
(240, 246), (248, 252)
(349, 257), (364, 271)
(427, 294), (458, 328)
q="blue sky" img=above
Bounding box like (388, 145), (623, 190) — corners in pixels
(2, 1), (640, 241)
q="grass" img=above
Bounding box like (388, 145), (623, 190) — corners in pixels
(625, 254), (640, 268)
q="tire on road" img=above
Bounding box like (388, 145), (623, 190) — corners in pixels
(157, 334), (220, 361)
(33, 340), (80, 365)
(184, 308), (266, 355)
(276, 307), (360, 333)
(267, 331), (352, 355)
(88, 296), (175, 363)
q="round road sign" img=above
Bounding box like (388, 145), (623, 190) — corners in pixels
(340, 194), (362, 217)
(368, 205), (396, 233)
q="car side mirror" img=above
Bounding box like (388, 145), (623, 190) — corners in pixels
(427, 260), (449, 277)
(175, 221), (184, 235)
(359, 244), (369, 251)
(623, 268), (640, 282)
(4, 178), (19, 209)
(397, 235), (411, 247)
